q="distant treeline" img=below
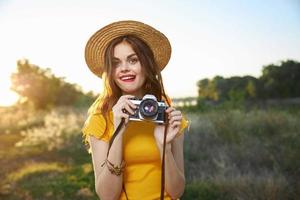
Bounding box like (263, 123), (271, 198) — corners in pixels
(197, 60), (300, 103)
(10, 59), (300, 110)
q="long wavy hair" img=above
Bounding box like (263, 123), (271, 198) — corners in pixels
(91, 35), (170, 118)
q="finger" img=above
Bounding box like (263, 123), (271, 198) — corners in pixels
(169, 115), (182, 124)
(116, 95), (135, 107)
(117, 113), (129, 125)
(125, 99), (137, 109)
(170, 121), (181, 129)
(124, 117), (129, 125)
(115, 111), (129, 119)
(166, 107), (175, 114)
(169, 110), (181, 117)
(120, 112), (130, 120)
(168, 110), (181, 119)
(169, 120), (181, 124)
(123, 103), (135, 115)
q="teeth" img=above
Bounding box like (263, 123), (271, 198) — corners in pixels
(121, 75), (135, 80)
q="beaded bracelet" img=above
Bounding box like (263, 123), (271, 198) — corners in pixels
(101, 159), (125, 176)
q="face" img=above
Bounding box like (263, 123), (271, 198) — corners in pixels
(112, 41), (146, 98)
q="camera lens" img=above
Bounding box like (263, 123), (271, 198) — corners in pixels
(139, 99), (158, 119)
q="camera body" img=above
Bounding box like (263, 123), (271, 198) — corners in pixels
(129, 94), (168, 124)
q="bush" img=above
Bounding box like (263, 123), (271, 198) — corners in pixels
(15, 107), (86, 151)
(183, 181), (233, 200)
(184, 108), (300, 199)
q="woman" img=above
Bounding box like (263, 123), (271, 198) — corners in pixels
(82, 20), (188, 200)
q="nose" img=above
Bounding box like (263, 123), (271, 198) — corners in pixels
(120, 61), (130, 71)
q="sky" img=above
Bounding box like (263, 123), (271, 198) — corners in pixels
(0, 0), (300, 106)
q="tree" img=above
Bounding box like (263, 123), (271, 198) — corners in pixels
(260, 60), (300, 98)
(196, 59), (300, 104)
(11, 59), (96, 109)
(197, 75), (259, 102)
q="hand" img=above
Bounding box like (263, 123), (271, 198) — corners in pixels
(112, 95), (137, 129)
(154, 107), (183, 148)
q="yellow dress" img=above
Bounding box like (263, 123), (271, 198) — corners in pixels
(82, 110), (188, 200)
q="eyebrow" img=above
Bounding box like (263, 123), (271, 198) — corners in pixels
(127, 53), (138, 59)
(113, 53), (138, 60)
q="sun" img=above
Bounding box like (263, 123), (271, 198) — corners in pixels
(0, 82), (19, 107)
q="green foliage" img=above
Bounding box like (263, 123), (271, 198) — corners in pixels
(0, 105), (46, 133)
(0, 106), (98, 199)
(10, 59), (96, 109)
(13, 164), (97, 200)
(1, 106), (300, 199)
(197, 75), (259, 102)
(74, 91), (96, 108)
(246, 80), (256, 98)
(261, 60), (300, 98)
(183, 182), (233, 200)
(184, 109), (300, 199)
(197, 59), (300, 105)
(15, 107), (86, 151)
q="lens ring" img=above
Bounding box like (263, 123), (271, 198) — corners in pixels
(139, 99), (158, 118)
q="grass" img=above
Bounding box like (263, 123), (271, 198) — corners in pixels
(0, 105), (299, 199)
(0, 133), (98, 200)
(183, 108), (300, 199)
(0, 106), (98, 199)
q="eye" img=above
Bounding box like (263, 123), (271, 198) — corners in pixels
(128, 57), (139, 64)
(112, 60), (121, 68)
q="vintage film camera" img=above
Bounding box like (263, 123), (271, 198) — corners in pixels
(129, 94), (168, 124)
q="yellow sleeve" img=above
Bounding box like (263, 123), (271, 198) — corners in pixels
(82, 113), (113, 145)
(177, 115), (189, 138)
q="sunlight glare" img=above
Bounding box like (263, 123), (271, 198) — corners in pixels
(0, 82), (19, 107)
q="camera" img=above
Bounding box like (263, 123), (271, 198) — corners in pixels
(129, 94), (168, 124)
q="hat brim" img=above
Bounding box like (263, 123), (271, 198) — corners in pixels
(85, 20), (172, 78)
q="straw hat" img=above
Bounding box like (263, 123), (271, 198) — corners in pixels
(85, 20), (172, 78)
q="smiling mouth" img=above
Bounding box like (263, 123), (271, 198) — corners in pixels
(120, 75), (136, 82)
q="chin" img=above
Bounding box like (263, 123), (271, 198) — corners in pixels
(123, 88), (143, 96)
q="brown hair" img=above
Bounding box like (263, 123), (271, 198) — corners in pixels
(93, 35), (169, 117)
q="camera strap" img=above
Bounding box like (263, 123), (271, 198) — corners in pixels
(107, 118), (169, 200)
(160, 121), (168, 200)
(107, 118), (125, 157)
